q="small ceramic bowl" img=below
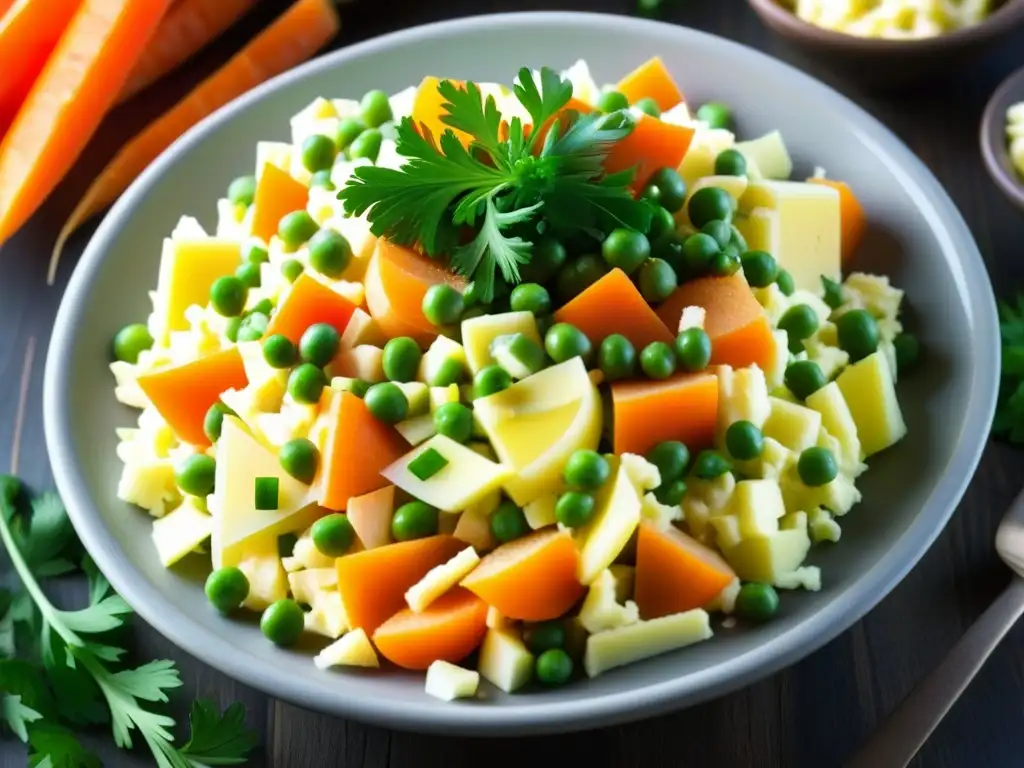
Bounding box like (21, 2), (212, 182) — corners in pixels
(746, 0), (1024, 90)
(981, 65), (1024, 212)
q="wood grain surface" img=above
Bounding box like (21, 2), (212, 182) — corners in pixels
(2, 1), (1023, 766)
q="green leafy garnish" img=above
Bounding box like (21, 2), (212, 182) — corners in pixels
(0, 475), (259, 767)
(340, 67), (651, 302)
(995, 294), (1024, 445)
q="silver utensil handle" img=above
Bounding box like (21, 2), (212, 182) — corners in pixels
(847, 577), (1024, 768)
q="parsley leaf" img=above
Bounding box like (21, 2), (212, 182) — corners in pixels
(180, 700), (260, 765)
(27, 725), (101, 768)
(451, 199), (539, 301)
(2, 693), (43, 741)
(996, 294), (1024, 446)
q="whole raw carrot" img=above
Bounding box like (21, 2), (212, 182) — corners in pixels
(0, 0), (174, 244)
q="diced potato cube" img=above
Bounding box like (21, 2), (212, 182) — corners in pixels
(523, 493), (558, 530)
(774, 566), (822, 591)
(762, 397), (823, 452)
(732, 436), (793, 481)
(303, 589), (349, 639)
(729, 480), (786, 538)
(238, 550), (288, 612)
(425, 661), (480, 701)
(722, 528), (811, 583)
(682, 472), (736, 543)
(151, 498), (212, 566)
(478, 629), (534, 693)
(640, 492), (682, 531)
(583, 609), (713, 678)
(395, 414), (436, 446)
(578, 569), (640, 634)
(576, 463), (642, 585)
(461, 312), (541, 374)
(288, 568), (338, 605)
(619, 453), (662, 493)
(716, 364), (771, 444)
(836, 352), (907, 456)
(314, 628), (379, 669)
(406, 547), (481, 612)
(805, 382), (862, 472)
(429, 384), (461, 411)
(808, 508), (842, 543)
(332, 345), (385, 382)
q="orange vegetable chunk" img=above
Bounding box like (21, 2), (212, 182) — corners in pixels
(808, 177), (866, 264)
(460, 529), (585, 621)
(635, 521), (736, 620)
(335, 535), (467, 634)
(251, 162), (310, 243)
(346, 485), (396, 550)
(411, 76), (471, 147)
(611, 372), (719, 456)
(264, 273), (357, 344)
(373, 587), (488, 670)
(137, 347), (248, 447)
(553, 268), (674, 349)
(604, 115), (695, 190)
(656, 274), (775, 370)
(319, 391), (408, 511)
(364, 238), (467, 346)
(615, 57), (684, 112)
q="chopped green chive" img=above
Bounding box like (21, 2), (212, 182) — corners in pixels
(255, 477), (280, 510)
(408, 447), (449, 481)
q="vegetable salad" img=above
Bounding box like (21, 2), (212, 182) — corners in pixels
(109, 58), (916, 701)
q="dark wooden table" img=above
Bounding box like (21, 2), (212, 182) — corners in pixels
(3, 1), (1023, 766)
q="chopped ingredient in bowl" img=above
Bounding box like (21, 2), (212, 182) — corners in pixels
(1007, 102), (1024, 179)
(786, 0), (995, 39)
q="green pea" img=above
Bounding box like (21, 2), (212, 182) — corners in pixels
(473, 365), (513, 399)
(310, 170), (336, 190)
(654, 478), (687, 506)
(688, 186), (734, 228)
(674, 328), (712, 372)
(391, 501), (438, 541)
(646, 441), (690, 483)
(681, 233), (720, 276)
(729, 225), (748, 253)
(311, 513), (354, 556)
(335, 117), (365, 150)
(643, 168), (687, 213)
(281, 259), (304, 283)
(695, 101), (732, 130)
(433, 402), (473, 443)
(490, 500), (530, 543)
(227, 175), (256, 206)
(836, 309), (880, 362)
(112, 323), (153, 363)
(555, 254), (607, 301)
(278, 210), (319, 249)
(601, 228), (651, 274)
(260, 600), (304, 646)
(210, 276), (247, 317)
(235, 262), (261, 289)
(544, 323), (593, 365)
(382, 337), (422, 382)
(598, 333), (637, 381)
(535, 648), (573, 686)
(785, 360), (827, 400)
(735, 583), (779, 621)
(821, 275), (844, 309)
(224, 317), (242, 343)
(693, 450), (730, 479)
(205, 567), (249, 615)
(510, 283), (552, 316)
(637, 258), (677, 304)
(633, 96), (661, 117)
(288, 363), (326, 404)
(364, 382), (408, 423)
(648, 206), (676, 242)
(300, 134), (337, 173)
(203, 403), (230, 443)
(893, 332), (920, 373)
(776, 268), (795, 296)
(308, 229), (352, 278)
(279, 438), (319, 484)
(175, 454), (216, 497)
(237, 311), (268, 342)
(564, 449), (611, 491)
(249, 298), (274, 318)
(555, 491), (596, 528)
(422, 284), (465, 326)
(597, 90), (629, 113)
(299, 323), (341, 368)
(521, 237), (567, 284)
(701, 219), (732, 250)
(741, 250), (778, 288)
(263, 334), (297, 369)
(710, 246), (741, 277)
(360, 89), (392, 128)
(640, 341), (676, 380)
(348, 127), (382, 162)
(245, 243), (270, 264)
(461, 281), (484, 309)
(797, 446), (838, 486)
(714, 148), (747, 177)
(524, 621), (566, 654)
(778, 305), (819, 352)
(725, 421), (764, 461)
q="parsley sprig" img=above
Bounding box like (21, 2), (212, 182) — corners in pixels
(0, 476), (258, 767)
(995, 293), (1024, 444)
(340, 67), (652, 302)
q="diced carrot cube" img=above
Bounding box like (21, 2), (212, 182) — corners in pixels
(611, 372), (719, 456)
(264, 273), (358, 344)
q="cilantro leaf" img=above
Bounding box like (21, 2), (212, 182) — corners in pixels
(2, 693), (43, 741)
(27, 725), (101, 768)
(179, 700), (259, 765)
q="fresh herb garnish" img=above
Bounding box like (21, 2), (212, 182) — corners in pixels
(0, 475), (258, 767)
(995, 293), (1024, 445)
(339, 67), (652, 302)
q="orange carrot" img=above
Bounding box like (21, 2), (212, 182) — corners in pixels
(137, 347), (248, 447)
(319, 391), (408, 511)
(604, 114), (695, 190)
(611, 372), (719, 456)
(48, 0), (339, 271)
(335, 535), (467, 633)
(552, 268), (674, 350)
(656, 274), (775, 370)
(635, 521), (735, 620)
(372, 588), (488, 670)
(0, 0), (174, 245)
(251, 162), (310, 244)
(460, 529), (584, 621)
(0, 0), (82, 138)
(615, 57), (684, 113)
(411, 76), (471, 147)
(264, 272), (358, 344)
(119, 0), (261, 103)
(807, 177), (866, 264)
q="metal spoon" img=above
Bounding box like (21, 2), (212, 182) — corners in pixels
(848, 486), (1024, 768)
